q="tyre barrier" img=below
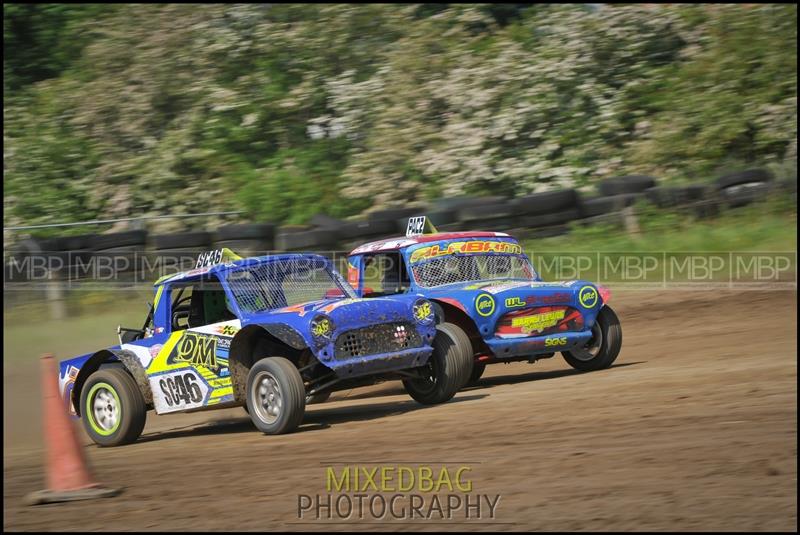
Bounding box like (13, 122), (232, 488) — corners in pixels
(715, 168), (774, 190)
(718, 182), (775, 209)
(432, 195), (506, 212)
(150, 231), (213, 272)
(216, 223), (276, 242)
(87, 230), (148, 276)
(455, 198), (517, 231)
(598, 175), (657, 196)
(213, 223), (276, 257)
(309, 213), (345, 229)
(274, 227), (339, 251)
(644, 186), (705, 208)
(336, 219), (397, 240)
(5, 169), (789, 285)
(514, 189), (580, 216)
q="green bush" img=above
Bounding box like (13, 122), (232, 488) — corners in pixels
(3, 4), (796, 230)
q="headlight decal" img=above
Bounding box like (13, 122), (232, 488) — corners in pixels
(310, 315), (335, 343)
(413, 299), (435, 324)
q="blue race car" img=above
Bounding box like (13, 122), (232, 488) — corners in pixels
(58, 249), (472, 446)
(346, 218), (622, 384)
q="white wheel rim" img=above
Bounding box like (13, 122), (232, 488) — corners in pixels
(92, 388), (119, 431)
(251, 372), (282, 425)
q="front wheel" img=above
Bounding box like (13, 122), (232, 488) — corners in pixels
(562, 305), (622, 371)
(467, 362), (486, 385)
(403, 322), (472, 405)
(80, 367), (147, 447)
(246, 357), (306, 434)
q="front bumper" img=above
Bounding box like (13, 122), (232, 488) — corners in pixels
(485, 330), (593, 359)
(322, 347), (433, 378)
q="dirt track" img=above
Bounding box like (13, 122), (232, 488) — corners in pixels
(3, 289), (797, 531)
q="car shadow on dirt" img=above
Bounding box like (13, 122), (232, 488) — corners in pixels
(134, 394), (489, 444)
(337, 361), (644, 401)
(463, 361), (644, 392)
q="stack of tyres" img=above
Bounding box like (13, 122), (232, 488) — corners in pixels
(274, 225), (338, 254)
(452, 197), (517, 232)
(714, 169), (775, 209)
(575, 175), (658, 228)
(429, 196), (505, 232)
(598, 175), (656, 197)
(512, 189), (581, 237)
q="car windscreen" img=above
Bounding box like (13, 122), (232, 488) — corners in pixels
(225, 257), (356, 314)
(411, 253), (535, 288)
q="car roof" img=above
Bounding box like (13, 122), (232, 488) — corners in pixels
(154, 253), (329, 287)
(349, 231), (514, 255)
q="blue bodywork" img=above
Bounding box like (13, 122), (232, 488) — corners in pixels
(58, 253), (435, 416)
(348, 234), (607, 361)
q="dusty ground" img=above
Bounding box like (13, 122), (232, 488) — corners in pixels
(3, 289), (797, 531)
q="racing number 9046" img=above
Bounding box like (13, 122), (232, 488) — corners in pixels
(160, 373), (203, 407)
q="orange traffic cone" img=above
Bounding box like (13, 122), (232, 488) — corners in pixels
(24, 354), (121, 505)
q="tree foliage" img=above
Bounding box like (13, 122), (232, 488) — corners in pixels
(3, 4), (796, 230)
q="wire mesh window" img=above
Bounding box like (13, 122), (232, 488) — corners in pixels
(225, 258), (355, 314)
(411, 254), (534, 288)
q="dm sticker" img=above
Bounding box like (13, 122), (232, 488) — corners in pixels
(475, 293), (496, 317)
(578, 285), (598, 308)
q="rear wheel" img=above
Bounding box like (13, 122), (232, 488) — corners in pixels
(246, 357), (306, 434)
(80, 367), (146, 447)
(403, 322), (472, 404)
(562, 306), (622, 371)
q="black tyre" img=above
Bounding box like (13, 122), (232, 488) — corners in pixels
(216, 223), (276, 241)
(457, 201), (515, 223)
(246, 357), (306, 434)
(720, 182), (774, 208)
(89, 230), (148, 251)
(598, 175), (656, 196)
(519, 208), (581, 228)
(339, 219), (398, 240)
(682, 184), (709, 201)
(467, 362), (486, 385)
(403, 322), (473, 405)
(579, 196), (620, 218)
(275, 229), (338, 251)
(306, 391), (332, 405)
(514, 189), (579, 216)
(644, 186), (687, 208)
(80, 367), (147, 447)
(715, 168), (773, 190)
(562, 305), (622, 371)
(310, 214), (345, 229)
